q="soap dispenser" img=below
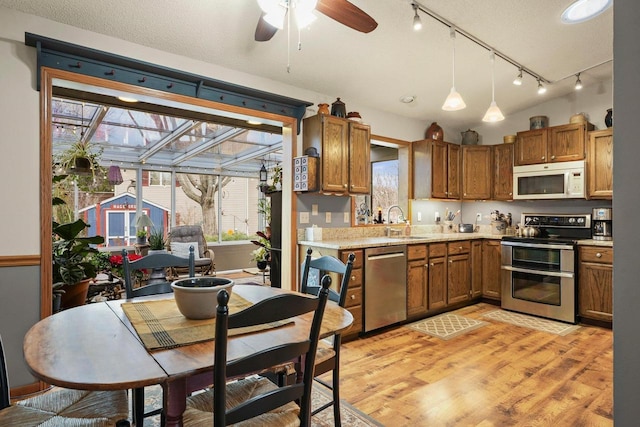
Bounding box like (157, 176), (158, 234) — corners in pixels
(404, 221), (411, 236)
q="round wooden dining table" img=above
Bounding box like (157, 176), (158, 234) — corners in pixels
(23, 284), (353, 427)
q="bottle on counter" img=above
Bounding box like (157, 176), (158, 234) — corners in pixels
(377, 207), (382, 224)
(405, 221), (411, 236)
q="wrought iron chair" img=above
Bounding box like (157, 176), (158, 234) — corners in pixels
(182, 275), (332, 426)
(300, 247), (356, 427)
(121, 247), (195, 426)
(0, 334), (130, 426)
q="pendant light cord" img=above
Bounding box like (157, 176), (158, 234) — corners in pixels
(450, 27), (456, 88)
(490, 50), (495, 102)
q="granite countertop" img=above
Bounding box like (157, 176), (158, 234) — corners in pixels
(299, 232), (613, 250)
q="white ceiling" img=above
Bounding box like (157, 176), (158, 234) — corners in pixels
(0, 0), (613, 129)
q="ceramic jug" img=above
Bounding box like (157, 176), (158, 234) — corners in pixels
(425, 122), (443, 140)
(317, 103), (330, 115)
(461, 129), (479, 145)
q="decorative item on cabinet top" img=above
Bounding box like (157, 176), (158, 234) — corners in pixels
(425, 122), (444, 140)
(293, 155), (318, 192)
(529, 115), (549, 129)
(461, 129), (479, 145)
(317, 103), (330, 115)
(503, 134), (516, 144)
(331, 97), (346, 118)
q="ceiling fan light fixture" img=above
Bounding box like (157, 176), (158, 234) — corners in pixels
(295, 7), (317, 28)
(263, 8), (286, 29)
(442, 87), (466, 111)
(412, 4), (422, 31)
(513, 69), (523, 86)
(257, 0), (282, 15)
(575, 73), (583, 90)
(561, 0), (612, 24)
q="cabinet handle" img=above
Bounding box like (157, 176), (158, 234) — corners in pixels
(551, 155), (556, 160)
(449, 260), (453, 263)
(541, 156), (545, 160)
(430, 262), (434, 266)
(424, 264), (429, 269)
(350, 294), (356, 300)
(464, 193), (467, 196)
(509, 192), (512, 195)
(596, 253), (602, 258)
(459, 246), (463, 250)
(343, 184), (347, 188)
(351, 275), (356, 281)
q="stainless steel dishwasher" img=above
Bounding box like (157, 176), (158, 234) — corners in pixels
(364, 245), (407, 332)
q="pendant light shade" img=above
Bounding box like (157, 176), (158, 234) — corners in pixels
(482, 51), (505, 122)
(442, 28), (466, 111)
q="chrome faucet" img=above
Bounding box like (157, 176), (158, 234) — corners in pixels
(386, 205), (405, 225)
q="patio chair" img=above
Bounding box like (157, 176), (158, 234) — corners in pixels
(121, 247), (195, 426)
(0, 334), (130, 426)
(167, 225), (215, 276)
(300, 247), (356, 427)
(182, 275), (332, 426)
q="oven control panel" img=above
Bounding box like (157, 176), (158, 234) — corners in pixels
(522, 213), (591, 228)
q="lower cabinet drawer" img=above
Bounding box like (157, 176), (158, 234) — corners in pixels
(345, 304), (362, 336)
(580, 246), (613, 264)
(345, 286), (362, 308)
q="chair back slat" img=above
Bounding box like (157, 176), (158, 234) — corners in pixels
(213, 275), (332, 426)
(301, 249), (356, 308)
(0, 335), (10, 410)
(121, 247), (195, 299)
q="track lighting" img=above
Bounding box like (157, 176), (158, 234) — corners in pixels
(442, 28), (466, 111)
(513, 69), (523, 86)
(537, 79), (547, 94)
(574, 73), (583, 90)
(412, 4), (422, 31)
(482, 51), (504, 122)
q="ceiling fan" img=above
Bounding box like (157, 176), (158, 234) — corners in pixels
(254, 0), (378, 42)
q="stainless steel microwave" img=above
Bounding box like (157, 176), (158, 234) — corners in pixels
(513, 160), (586, 200)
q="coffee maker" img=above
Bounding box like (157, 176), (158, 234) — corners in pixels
(592, 207), (613, 241)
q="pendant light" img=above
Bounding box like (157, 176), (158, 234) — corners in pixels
(412, 3), (422, 31)
(442, 27), (466, 111)
(482, 51), (505, 122)
(574, 73), (583, 90)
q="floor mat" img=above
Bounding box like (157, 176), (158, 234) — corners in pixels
(482, 310), (580, 336)
(405, 313), (487, 340)
(137, 381), (384, 426)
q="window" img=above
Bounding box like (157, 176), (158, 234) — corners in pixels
(149, 171), (172, 186)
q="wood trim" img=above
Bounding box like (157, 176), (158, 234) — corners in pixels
(371, 134), (411, 147)
(0, 255), (40, 267)
(10, 381), (48, 400)
(40, 66), (299, 311)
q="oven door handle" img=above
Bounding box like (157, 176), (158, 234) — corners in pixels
(500, 241), (574, 250)
(501, 265), (574, 278)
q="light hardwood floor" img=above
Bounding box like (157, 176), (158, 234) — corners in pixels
(331, 303), (613, 427)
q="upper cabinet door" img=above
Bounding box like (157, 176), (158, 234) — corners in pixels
(447, 144), (461, 199)
(431, 140), (449, 198)
(515, 128), (548, 165)
(548, 123), (590, 162)
(588, 128), (613, 199)
(462, 145), (492, 200)
(348, 122), (371, 194)
(493, 143), (514, 200)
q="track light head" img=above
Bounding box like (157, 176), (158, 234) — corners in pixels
(513, 69), (523, 86)
(537, 79), (547, 94)
(574, 73), (583, 90)
(412, 4), (422, 31)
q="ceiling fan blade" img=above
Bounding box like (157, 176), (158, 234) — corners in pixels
(316, 0), (378, 33)
(255, 12), (279, 42)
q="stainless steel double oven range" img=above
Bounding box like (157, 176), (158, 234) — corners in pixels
(501, 213), (592, 324)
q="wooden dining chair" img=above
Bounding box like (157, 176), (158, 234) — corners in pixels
(300, 247), (356, 427)
(182, 275), (332, 426)
(0, 334), (130, 426)
(121, 247), (195, 427)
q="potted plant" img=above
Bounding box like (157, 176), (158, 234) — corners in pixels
(136, 228), (148, 245)
(52, 218), (105, 309)
(148, 229), (166, 253)
(250, 230), (271, 271)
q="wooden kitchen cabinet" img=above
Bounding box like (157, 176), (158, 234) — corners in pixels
(471, 240), (483, 298)
(462, 145), (492, 200)
(587, 128), (613, 199)
(447, 241), (471, 305)
(515, 122), (593, 166)
(302, 114), (370, 195)
(407, 244), (428, 318)
(579, 246), (613, 323)
(340, 249), (364, 339)
(493, 143), (514, 200)
(482, 239), (502, 300)
(428, 243), (447, 310)
(413, 139), (460, 199)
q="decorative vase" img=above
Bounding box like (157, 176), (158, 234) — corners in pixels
(425, 122), (444, 140)
(461, 129), (479, 145)
(330, 98), (346, 118)
(317, 103), (330, 115)
(605, 108), (613, 128)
